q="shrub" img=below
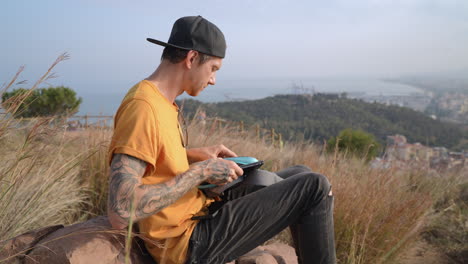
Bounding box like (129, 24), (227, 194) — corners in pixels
(2, 86), (82, 118)
(327, 128), (381, 161)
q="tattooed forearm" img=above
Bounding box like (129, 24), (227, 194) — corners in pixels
(107, 154), (235, 228)
(136, 168), (203, 218)
(134, 159), (231, 219)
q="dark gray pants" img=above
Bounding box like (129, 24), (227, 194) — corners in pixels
(187, 166), (336, 264)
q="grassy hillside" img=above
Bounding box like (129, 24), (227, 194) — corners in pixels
(178, 94), (468, 150)
(1, 114), (466, 263)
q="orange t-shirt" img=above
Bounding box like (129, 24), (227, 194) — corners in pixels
(108, 80), (212, 264)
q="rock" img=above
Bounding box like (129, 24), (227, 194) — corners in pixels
(262, 243), (298, 264)
(0, 216), (154, 264)
(236, 243), (297, 264)
(237, 251), (278, 264)
(0, 225), (64, 263)
(1, 217), (297, 264)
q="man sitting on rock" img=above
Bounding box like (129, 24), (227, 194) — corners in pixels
(107, 15), (336, 264)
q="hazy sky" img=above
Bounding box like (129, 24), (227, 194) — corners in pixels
(1, 0), (468, 94)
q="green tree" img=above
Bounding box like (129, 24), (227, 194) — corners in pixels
(327, 128), (380, 160)
(2, 86), (82, 117)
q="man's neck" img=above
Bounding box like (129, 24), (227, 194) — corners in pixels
(145, 61), (185, 103)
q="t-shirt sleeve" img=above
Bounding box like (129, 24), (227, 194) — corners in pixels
(109, 99), (159, 169)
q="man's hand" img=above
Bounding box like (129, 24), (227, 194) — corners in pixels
(187, 144), (237, 163)
(189, 158), (243, 185)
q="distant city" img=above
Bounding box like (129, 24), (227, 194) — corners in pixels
(372, 134), (467, 173)
(353, 91), (468, 124)
(287, 78), (468, 124)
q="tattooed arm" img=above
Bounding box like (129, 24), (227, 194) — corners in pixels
(107, 153), (243, 229)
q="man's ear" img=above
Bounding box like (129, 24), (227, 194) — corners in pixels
(185, 50), (199, 69)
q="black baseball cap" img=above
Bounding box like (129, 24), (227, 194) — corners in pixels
(147, 16), (226, 58)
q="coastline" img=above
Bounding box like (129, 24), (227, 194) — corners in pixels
(77, 78), (426, 115)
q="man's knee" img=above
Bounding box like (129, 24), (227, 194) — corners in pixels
(299, 172), (332, 198)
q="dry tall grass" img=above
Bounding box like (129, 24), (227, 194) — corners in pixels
(0, 54), (85, 239)
(1, 62), (465, 263)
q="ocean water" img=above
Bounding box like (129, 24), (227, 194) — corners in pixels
(77, 79), (423, 116)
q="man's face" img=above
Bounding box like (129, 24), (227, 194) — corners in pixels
(186, 55), (222, 97)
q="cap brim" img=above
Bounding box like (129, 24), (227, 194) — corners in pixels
(146, 38), (191, 51)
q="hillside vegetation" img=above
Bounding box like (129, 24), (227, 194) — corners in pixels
(179, 94), (468, 150)
(1, 116), (466, 263)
